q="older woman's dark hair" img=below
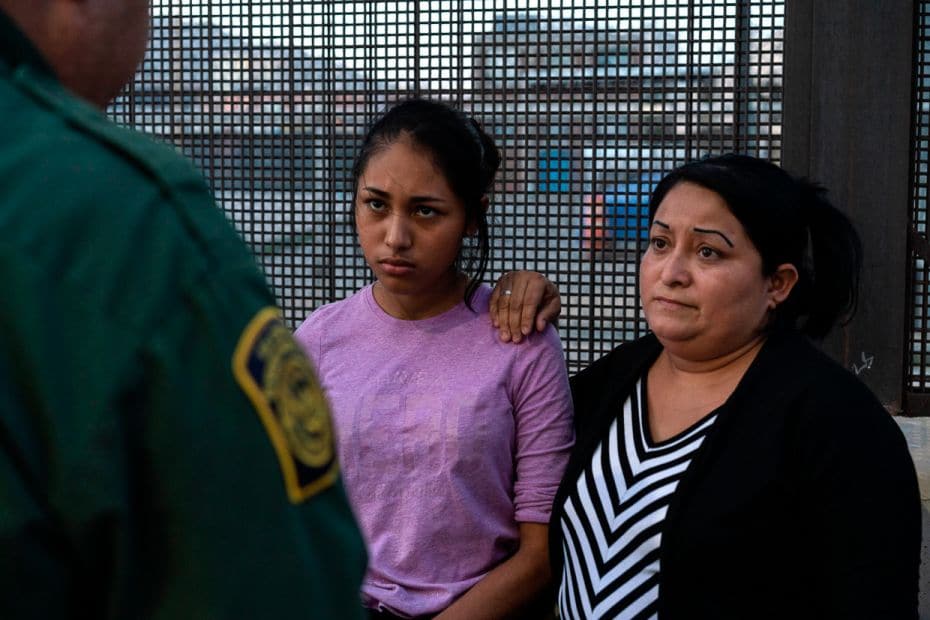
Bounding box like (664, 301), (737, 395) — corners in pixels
(648, 154), (862, 339)
(351, 98), (500, 309)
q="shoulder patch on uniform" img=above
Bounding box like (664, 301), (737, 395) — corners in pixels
(233, 307), (338, 503)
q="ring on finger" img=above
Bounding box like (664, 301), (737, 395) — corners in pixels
(502, 289), (513, 296)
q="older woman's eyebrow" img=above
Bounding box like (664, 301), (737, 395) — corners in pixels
(361, 186), (389, 197)
(693, 227), (734, 248)
(652, 219), (670, 229)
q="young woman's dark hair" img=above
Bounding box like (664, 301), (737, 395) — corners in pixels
(351, 98), (501, 309)
(648, 153), (862, 339)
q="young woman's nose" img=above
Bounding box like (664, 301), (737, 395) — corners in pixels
(384, 213), (412, 250)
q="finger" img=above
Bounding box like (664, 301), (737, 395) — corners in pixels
(508, 275), (530, 343)
(489, 272), (511, 328)
(499, 282), (515, 341)
(536, 285), (562, 332)
(488, 272), (512, 334)
(493, 273), (514, 340)
(520, 275), (546, 336)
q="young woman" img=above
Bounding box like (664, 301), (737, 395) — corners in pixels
(295, 99), (574, 619)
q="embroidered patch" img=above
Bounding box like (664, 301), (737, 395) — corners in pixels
(233, 307), (337, 503)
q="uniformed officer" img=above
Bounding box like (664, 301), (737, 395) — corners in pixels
(0, 0), (366, 617)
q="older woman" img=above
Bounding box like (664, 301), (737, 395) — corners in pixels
(502, 154), (920, 619)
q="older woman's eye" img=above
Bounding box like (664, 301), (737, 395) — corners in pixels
(698, 246), (719, 258)
(649, 237), (668, 250)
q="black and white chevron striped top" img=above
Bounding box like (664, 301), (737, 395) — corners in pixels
(558, 378), (719, 619)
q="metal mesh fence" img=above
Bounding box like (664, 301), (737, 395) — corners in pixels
(109, 0), (784, 373)
(910, 1), (930, 392)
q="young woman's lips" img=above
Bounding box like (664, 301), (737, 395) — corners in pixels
(379, 259), (415, 276)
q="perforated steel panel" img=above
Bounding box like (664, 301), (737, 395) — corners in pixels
(110, 0), (784, 373)
(909, 2), (930, 392)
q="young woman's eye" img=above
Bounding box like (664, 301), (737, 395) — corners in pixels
(365, 199), (386, 212)
(415, 206), (437, 217)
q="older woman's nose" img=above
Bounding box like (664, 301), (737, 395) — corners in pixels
(660, 251), (692, 287)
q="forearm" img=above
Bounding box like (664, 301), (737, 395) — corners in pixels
(436, 524), (553, 620)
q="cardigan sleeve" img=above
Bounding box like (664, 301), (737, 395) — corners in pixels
(795, 375), (920, 618)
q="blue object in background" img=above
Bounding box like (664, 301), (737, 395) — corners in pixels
(603, 172), (662, 241)
(538, 149), (571, 192)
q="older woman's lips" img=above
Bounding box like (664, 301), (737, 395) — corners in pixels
(653, 296), (694, 309)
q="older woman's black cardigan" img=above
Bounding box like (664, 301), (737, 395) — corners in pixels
(549, 329), (920, 619)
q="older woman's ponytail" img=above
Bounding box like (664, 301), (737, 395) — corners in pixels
(793, 180), (862, 338)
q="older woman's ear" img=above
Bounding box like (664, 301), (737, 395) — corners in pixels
(767, 263), (800, 309)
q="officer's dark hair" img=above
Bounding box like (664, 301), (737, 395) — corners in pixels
(351, 98), (500, 310)
(648, 153), (862, 339)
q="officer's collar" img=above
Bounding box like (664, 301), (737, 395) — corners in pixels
(0, 8), (57, 78)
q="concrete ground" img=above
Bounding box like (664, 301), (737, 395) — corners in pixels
(895, 418), (930, 618)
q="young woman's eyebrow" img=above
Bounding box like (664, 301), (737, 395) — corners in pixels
(693, 227), (734, 247)
(652, 219), (670, 230)
(362, 186), (445, 204)
(409, 195), (445, 204)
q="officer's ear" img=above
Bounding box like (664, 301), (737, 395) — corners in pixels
(41, 0), (151, 108)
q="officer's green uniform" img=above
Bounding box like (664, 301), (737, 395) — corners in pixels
(0, 10), (365, 618)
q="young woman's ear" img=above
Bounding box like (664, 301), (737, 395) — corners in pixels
(466, 196), (489, 237)
(766, 263), (800, 309)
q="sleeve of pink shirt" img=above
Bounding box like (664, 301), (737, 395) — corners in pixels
(508, 325), (575, 524)
(293, 305), (329, 366)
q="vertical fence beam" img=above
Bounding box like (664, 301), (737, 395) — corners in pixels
(783, 0), (916, 411)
